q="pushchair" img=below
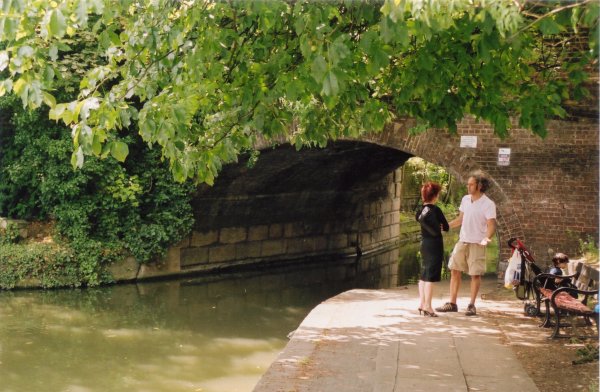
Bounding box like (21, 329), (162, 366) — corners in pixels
(506, 238), (543, 316)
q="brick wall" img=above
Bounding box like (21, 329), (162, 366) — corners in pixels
(364, 116), (599, 267)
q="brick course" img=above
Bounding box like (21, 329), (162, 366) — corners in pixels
(364, 116), (598, 265)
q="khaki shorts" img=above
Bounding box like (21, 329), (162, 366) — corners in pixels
(448, 242), (486, 276)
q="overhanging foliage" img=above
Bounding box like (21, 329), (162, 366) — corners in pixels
(0, 0), (597, 183)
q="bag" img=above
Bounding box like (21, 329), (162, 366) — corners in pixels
(504, 249), (522, 289)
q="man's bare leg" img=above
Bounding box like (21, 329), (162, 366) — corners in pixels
(470, 274), (481, 305)
(449, 269), (462, 304)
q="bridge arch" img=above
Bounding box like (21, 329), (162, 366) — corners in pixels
(125, 115), (597, 282)
(132, 140), (412, 280)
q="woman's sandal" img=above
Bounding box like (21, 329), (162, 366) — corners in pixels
(418, 307), (423, 315)
(423, 310), (438, 317)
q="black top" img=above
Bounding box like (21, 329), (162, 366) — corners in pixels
(415, 204), (450, 238)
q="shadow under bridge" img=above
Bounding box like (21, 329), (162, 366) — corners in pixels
(178, 141), (412, 274)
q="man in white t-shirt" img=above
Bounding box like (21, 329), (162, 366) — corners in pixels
(436, 173), (496, 316)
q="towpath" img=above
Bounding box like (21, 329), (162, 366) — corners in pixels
(254, 276), (539, 392)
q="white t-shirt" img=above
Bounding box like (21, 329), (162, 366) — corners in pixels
(458, 194), (496, 243)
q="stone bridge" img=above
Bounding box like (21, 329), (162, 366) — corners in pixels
(131, 114), (598, 281)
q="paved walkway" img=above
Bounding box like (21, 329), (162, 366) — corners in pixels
(254, 277), (539, 392)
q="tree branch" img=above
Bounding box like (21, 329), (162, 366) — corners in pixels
(510, 0), (595, 40)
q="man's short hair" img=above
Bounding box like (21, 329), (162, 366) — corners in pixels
(469, 172), (490, 193)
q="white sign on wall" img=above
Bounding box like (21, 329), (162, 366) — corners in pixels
(460, 135), (478, 148)
(498, 148), (511, 166)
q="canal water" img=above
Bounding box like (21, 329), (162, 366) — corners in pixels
(0, 247), (417, 392)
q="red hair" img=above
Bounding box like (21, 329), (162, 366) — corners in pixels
(421, 182), (442, 203)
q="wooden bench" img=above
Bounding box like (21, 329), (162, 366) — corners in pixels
(533, 262), (599, 339)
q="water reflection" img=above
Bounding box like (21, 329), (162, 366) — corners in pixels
(0, 248), (402, 392)
(397, 242), (422, 285)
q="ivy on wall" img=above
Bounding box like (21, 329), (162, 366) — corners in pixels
(0, 94), (195, 288)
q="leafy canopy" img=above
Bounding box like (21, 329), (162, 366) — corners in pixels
(0, 0), (597, 183)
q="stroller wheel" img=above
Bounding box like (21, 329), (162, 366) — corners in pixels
(524, 303), (539, 317)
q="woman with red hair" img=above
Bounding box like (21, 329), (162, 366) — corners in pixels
(415, 182), (449, 317)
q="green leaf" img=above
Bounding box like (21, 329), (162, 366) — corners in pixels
(550, 105), (567, 118)
(172, 160), (186, 182)
(380, 17), (394, 43)
(293, 15), (305, 34)
(110, 141), (129, 162)
(583, 2), (599, 26)
(321, 71), (339, 96)
(408, 122), (429, 135)
(12, 78), (26, 96)
(0, 51), (8, 71)
(395, 23), (410, 48)
(285, 79), (302, 101)
(371, 45), (389, 71)
(2, 17), (17, 40)
(76, 0), (89, 25)
(42, 92), (56, 107)
(589, 26), (599, 56)
(311, 55), (328, 82)
(329, 35), (350, 66)
(43, 65), (55, 84)
(417, 53), (433, 71)
(49, 9), (67, 38)
(92, 134), (103, 155)
(71, 146), (84, 169)
(492, 114), (509, 138)
(57, 42), (71, 51)
(538, 17), (562, 35)
(49, 103), (66, 121)
(100, 142), (111, 158)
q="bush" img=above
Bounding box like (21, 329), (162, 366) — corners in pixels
(0, 242), (114, 289)
(0, 223), (21, 244)
(0, 95), (195, 288)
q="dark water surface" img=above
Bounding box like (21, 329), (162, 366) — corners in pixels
(0, 248), (414, 392)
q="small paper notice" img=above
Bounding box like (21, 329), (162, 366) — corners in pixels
(498, 148), (511, 166)
(460, 135), (477, 148)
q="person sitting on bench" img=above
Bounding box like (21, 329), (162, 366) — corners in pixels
(547, 253), (578, 298)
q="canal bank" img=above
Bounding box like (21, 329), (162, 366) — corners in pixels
(254, 275), (540, 392)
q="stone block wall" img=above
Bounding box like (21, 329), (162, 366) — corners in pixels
(144, 172), (402, 278)
(134, 143), (410, 280)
